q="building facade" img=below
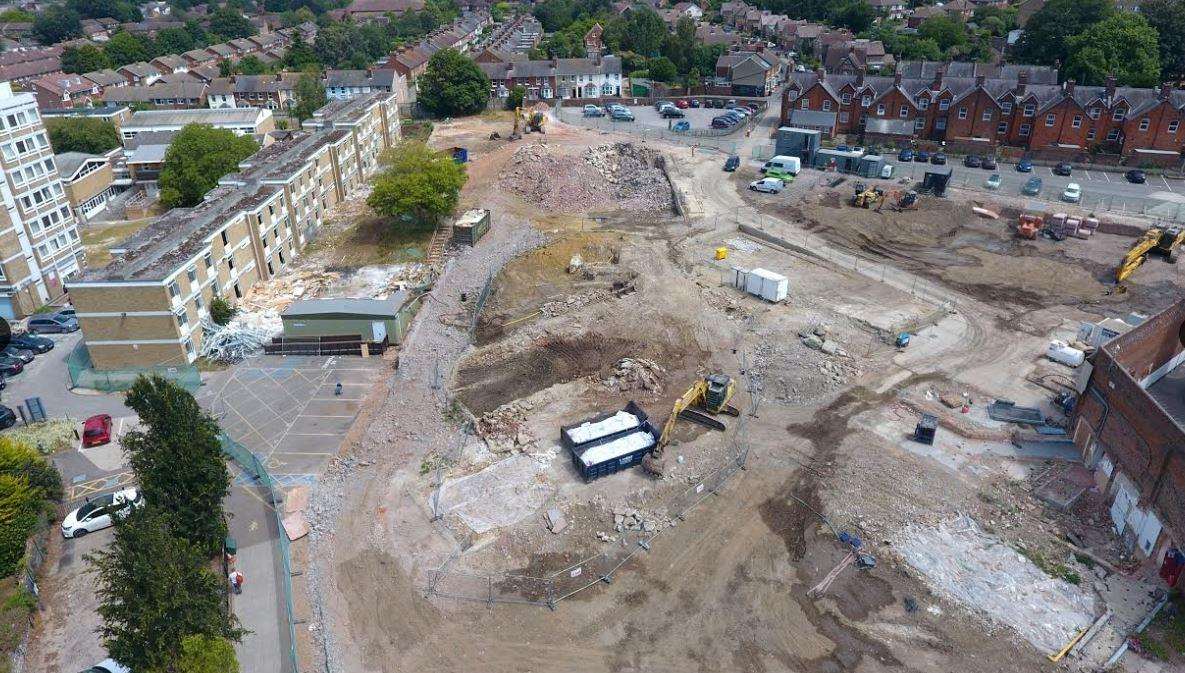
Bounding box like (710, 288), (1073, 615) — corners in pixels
(0, 83), (83, 318)
(67, 92), (400, 369)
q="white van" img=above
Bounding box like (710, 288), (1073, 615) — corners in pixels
(760, 155), (801, 176)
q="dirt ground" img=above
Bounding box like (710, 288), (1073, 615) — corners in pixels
(299, 113), (1176, 673)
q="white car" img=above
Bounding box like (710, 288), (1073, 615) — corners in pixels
(81, 659), (130, 673)
(1062, 183), (1082, 203)
(749, 177), (785, 194)
(62, 488), (144, 538)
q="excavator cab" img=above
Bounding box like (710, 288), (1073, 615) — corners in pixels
(704, 374), (734, 414)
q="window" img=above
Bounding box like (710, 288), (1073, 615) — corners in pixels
(900, 106), (908, 118)
(1019, 124), (1031, 137)
(862, 95), (871, 107)
(183, 338), (195, 358)
(1087, 129), (1096, 141)
(997, 121), (1007, 134)
(1045, 113), (1056, 127)
(194, 294), (204, 312)
(914, 118), (925, 129)
(821, 100), (831, 111)
(935, 118), (946, 131)
(841, 93), (851, 104)
(1106, 128), (1120, 141)
(267, 260), (274, 275)
(876, 103), (885, 115)
(918, 98), (928, 110)
(1139, 118), (1150, 132)
(1071, 115), (1082, 128)
(957, 108), (967, 120)
(227, 256), (235, 270)
(799, 98), (808, 109)
(186, 266), (197, 283)
(1112, 108), (1125, 121)
(839, 111), (850, 123)
(1023, 103), (1035, 117)
(982, 109), (992, 121)
(938, 99), (949, 111)
(278, 250), (285, 264)
(220, 230), (229, 245)
(1088, 107), (1100, 120)
(1170, 120), (1180, 134)
(204, 253), (213, 269)
(168, 281), (181, 298)
(233, 282), (242, 299)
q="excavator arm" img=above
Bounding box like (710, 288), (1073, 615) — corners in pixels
(657, 381), (707, 452)
(1116, 229), (1162, 283)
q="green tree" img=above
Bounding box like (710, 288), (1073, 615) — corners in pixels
(829, 0), (875, 33)
(61, 45), (113, 74)
(292, 72), (326, 120)
(367, 141), (467, 226)
(208, 5), (256, 39)
(90, 509), (244, 673)
(505, 84), (525, 110)
(68, 0), (142, 21)
(178, 634), (240, 673)
(234, 55), (266, 75)
(46, 117), (121, 153)
(1139, 0), (1185, 80)
(491, 1), (511, 22)
(104, 31), (151, 67)
(154, 26), (197, 55)
(918, 15), (967, 52)
(0, 8), (34, 21)
(282, 36), (319, 69)
(1064, 12), (1161, 87)
(209, 296), (237, 325)
(0, 438), (63, 502)
(1013, 0), (1114, 66)
(218, 59), (234, 77)
(158, 125), (259, 208)
(617, 7), (666, 56)
(418, 48), (490, 117)
(32, 5), (83, 45)
(647, 55), (677, 82)
(0, 475), (41, 576)
(313, 21), (365, 68)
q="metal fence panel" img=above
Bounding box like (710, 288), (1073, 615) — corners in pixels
(66, 342), (201, 393)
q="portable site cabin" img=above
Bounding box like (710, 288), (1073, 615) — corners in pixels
(561, 402), (659, 481)
(922, 165), (953, 196)
(811, 147), (865, 174)
(730, 266), (788, 302)
(279, 294), (416, 344)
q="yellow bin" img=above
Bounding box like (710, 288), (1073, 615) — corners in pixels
(715, 247), (728, 260)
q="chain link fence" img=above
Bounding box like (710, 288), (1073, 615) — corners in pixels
(65, 341), (201, 393)
(219, 433), (299, 673)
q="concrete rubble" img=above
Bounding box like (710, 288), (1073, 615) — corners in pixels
(601, 357), (665, 394)
(611, 505), (675, 533)
(539, 289), (613, 317)
(499, 142), (673, 213)
(474, 400), (536, 453)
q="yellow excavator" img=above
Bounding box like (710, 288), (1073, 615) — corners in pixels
(642, 373), (739, 476)
(851, 182), (885, 209)
(1116, 225), (1184, 285)
(509, 106), (546, 140)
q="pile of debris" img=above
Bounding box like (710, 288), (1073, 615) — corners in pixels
(540, 289), (613, 317)
(799, 324), (849, 357)
(610, 505), (675, 533)
(499, 142), (673, 213)
(474, 400), (536, 453)
(752, 333), (864, 405)
(199, 313), (279, 363)
(601, 357), (665, 395)
(237, 269), (342, 315)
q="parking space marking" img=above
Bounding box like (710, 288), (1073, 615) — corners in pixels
(1103, 172), (1111, 183)
(300, 414), (356, 419)
(1084, 170), (1093, 181)
(285, 432), (343, 437)
(1164, 176), (1174, 191)
(68, 470), (135, 501)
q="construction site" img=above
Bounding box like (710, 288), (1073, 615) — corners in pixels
(288, 110), (1185, 673)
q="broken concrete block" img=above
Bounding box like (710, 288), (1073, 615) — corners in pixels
(802, 334), (824, 350)
(820, 340), (840, 355)
(546, 508), (567, 534)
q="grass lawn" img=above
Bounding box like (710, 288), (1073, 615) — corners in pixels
(304, 214), (436, 268)
(80, 218), (156, 268)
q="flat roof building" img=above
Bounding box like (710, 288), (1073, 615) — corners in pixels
(119, 107), (275, 144)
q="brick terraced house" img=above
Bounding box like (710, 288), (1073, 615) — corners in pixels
(67, 92), (400, 369)
(782, 61), (1185, 164)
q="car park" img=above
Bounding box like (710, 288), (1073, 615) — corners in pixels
(749, 177), (785, 194)
(985, 174), (1002, 189)
(898, 148), (914, 162)
(1016, 158), (1034, 172)
(62, 487), (145, 538)
(1126, 169), (1147, 184)
(80, 658), (130, 673)
(610, 108), (635, 121)
(10, 333), (53, 353)
(582, 104), (605, 117)
(964, 155), (982, 168)
(82, 414), (114, 448)
(1062, 182), (1082, 203)
(914, 150), (930, 162)
(981, 156), (998, 170)
(27, 314), (79, 333)
(1053, 162), (1073, 176)
(1, 345), (33, 364)
(1022, 176), (1043, 195)
(930, 152), (947, 165)
(723, 155), (741, 171)
(0, 405), (14, 430)
(0, 356), (23, 377)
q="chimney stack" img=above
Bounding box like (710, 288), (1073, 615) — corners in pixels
(1016, 70), (1028, 95)
(1105, 74), (1116, 98)
(1161, 82), (1173, 100)
(931, 67), (944, 91)
(894, 71), (902, 87)
(815, 66), (826, 82)
(975, 74), (985, 88)
(856, 67), (865, 86)
(1064, 79), (1075, 96)
(366, 68), (372, 77)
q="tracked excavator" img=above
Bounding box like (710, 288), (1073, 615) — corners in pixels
(1115, 225), (1185, 287)
(642, 374), (739, 476)
(508, 106), (546, 140)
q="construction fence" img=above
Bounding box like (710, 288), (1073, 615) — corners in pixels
(219, 433), (299, 673)
(65, 342), (201, 393)
(425, 442), (750, 609)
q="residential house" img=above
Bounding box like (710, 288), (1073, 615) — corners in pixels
(672, 2), (704, 21)
(118, 61), (163, 86)
(205, 43), (237, 61)
(151, 54), (188, 74)
(83, 69), (127, 93)
(823, 40), (893, 74)
(103, 82), (208, 109)
(207, 74), (301, 110)
(480, 55), (623, 101)
(866, 0), (907, 20)
(80, 18), (113, 42)
(584, 23), (603, 56)
(907, 0), (974, 28)
(336, 0), (426, 21)
(0, 57), (62, 85)
(32, 74), (101, 110)
(323, 69), (401, 100)
(716, 51), (778, 96)
(182, 48), (219, 68)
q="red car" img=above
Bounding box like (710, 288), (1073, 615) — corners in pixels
(82, 414), (113, 448)
(675, 99), (690, 109)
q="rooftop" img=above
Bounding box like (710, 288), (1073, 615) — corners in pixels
(54, 151), (102, 178)
(282, 295), (408, 318)
(123, 107), (267, 130)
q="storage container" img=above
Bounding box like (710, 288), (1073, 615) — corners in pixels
(1046, 340), (1085, 367)
(744, 267), (788, 302)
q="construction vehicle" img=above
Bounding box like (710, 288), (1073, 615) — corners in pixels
(891, 190), (919, 211)
(1116, 225), (1185, 285)
(1017, 214), (1042, 240)
(509, 106), (546, 140)
(851, 182), (884, 209)
(642, 374), (739, 475)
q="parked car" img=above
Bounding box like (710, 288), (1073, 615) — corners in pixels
(654, 100), (673, 111)
(61, 487), (145, 538)
(726, 99), (738, 108)
(1022, 176), (1043, 195)
(985, 174), (1002, 190)
(27, 314), (78, 333)
(963, 155), (982, 168)
(82, 414), (113, 448)
(749, 177), (785, 194)
(675, 99), (689, 109)
(1062, 182), (1082, 203)
(1125, 169), (1147, 184)
(914, 150), (930, 163)
(0, 405), (14, 430)
(689, 99), (701, 108)
(898, 148), (915, 162)
(1016, 158), (1034, 172)
(672, 120), (690, 132)
(1, 345), (33, 364)
(981, 156), (998, 170)
(930, 152), (947, 165)
(1053, 162), (1073, 176)
(582, 104), (605, 117)
(723, 155), (741, 171)
(610, 108), (635, 122)
(661, 107), (685, 118)
(10, 333), (52, 353)
(0, 356), (23, 377)
(710, 118), (732, 129)
(80, 658), (131, 673)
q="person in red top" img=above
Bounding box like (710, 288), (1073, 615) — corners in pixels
(229, 569), (245, 595)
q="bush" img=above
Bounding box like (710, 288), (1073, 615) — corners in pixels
(208, 297), (236, 326)
(0, 476), (42, 577)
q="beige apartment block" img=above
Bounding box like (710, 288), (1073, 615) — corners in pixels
(68, 92), (400, 370)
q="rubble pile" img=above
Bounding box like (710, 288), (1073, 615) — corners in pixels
(237, 269), (342, 316)
(601, 357), (665, 394)
(540, 289), (613, 317)
(474, 400), (536, 453)
(752, 329), (864, 405)
(499, 142), (673, 213)
(610, 505), (675, 533)
(199, 315), (278, 363)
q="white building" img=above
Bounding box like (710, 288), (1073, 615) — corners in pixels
(119, 108), (276, 143)
(0, 82), (82, 318)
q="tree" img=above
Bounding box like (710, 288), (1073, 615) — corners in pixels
(292, 72), (326, 120)
(616, 7), (666, 56)
(0, 475), (41, 576)
(829, 0), (875, 33)
(490, 1), (511, 22)
(505, 84), (525, 110)
(0, 438), (63, 502)
(1139, 0), (1185, 80)
(46, 117), (121, 153)
(418, 48), (490, 117)
(918, 15), (967, 52)
(68, 0), (142, 21)
(104, 31), (151, 67)
(158, 125), (259, 208)
(235, 55), (266, 75)
(0, 8), (34, 21)
(178, 635), (239, 673)
(154, 26), (197, 55)
(647, 55), (677, 82)
(32, 5), (83, 45)
(282, 36), (319, 69)
(90, 509), (244, 673)
(367, 141), (467, 227)
(208, 5), (256, 39)
(1064, 13), (1161, 87)
(209, 296), (236, 325)
(1013, 0), (1114, 66)
(61, 45), (113, 74)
